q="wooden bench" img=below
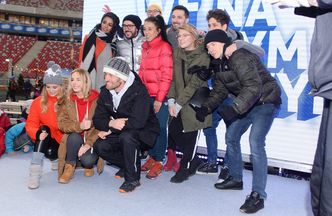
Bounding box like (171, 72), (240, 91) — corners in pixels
(0, 101), (27, 124)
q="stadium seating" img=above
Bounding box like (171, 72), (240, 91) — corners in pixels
(22, 41), (80, 78)
(6, 0), (83, 12)
(0, 34), (37, 73)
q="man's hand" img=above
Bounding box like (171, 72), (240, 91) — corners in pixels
(109, 118), (128, 131)
(225, 43), (237, 59)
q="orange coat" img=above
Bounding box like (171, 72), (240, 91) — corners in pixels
(25, 95), (63, 144)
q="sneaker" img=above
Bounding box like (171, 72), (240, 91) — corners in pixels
(115, 168), (124, 179)
(216, 166), (230, 183)
(146, 162), (163, 179)
(170, 168), (189, 183)
(118, 180), (141, 193)
(214, 176), (243, 190)
(141, 157), (155, 172)
(51, 159), (58, 171)
(196, 162), (218, 175)
(240, 191), (264, 214)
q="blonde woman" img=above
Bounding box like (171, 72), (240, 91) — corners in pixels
(26, 63), (65, 189)
(57, 68), (103, 184)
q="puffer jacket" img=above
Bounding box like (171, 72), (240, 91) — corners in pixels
(57, 90), (103, 178)
(167, 44), (211, 132)
(204, 49), (281, 114)
(139, 35), (173, 102)
(117, 32), (144, 73)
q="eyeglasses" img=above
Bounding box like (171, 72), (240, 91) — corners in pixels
(123, 24), (136, 29)
(147, 9), (160, 14)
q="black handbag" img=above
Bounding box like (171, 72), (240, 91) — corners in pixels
(181, 60), (211, 109)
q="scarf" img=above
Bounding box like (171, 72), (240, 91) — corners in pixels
(82, 24), (117, 74)
(110, 72), (135, 111)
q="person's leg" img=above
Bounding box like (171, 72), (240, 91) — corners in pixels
(94, 135), (123, 168)
(59, 133), (82, 183)
(146, 101), (168, 179)
(248, 104), (279, 199)
(118, 130), (141, 193)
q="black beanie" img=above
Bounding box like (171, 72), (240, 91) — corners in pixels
(204, 29), (231, 47)
(123, 15), (142, 30)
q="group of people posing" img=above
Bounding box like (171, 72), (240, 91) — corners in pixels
(24, 4), (281, 214)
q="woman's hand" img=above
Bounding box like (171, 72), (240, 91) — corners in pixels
(39, 130), (48, 141)
(168, 105), (177, 117)
(98, 130), (111, 139)
(78, 144), (90, 158)
(225, 43), (237, 59)
(154, 101), (162, 113)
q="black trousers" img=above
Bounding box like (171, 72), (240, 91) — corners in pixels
(34, 126), (58, 160)
(94, 130), (141, 182)
(168, 115), (198, 169)
(66, 132), (98, 169)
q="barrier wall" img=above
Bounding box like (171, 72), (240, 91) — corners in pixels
(83, 0), (319, 172)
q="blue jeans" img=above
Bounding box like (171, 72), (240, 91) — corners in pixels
(225, 103), (279, 199)
(203, 97), (233, 164)
(149, 98), (169, 161)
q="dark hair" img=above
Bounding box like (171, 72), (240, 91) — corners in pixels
(101, 12), (120, 35)
(144, 15), (170, 44)
(172, 5), (189, 18)
(206, 9), (230, 26)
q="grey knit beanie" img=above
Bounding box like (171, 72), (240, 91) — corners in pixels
(103, 57), (131, 81)
(43, 61), (63, 85)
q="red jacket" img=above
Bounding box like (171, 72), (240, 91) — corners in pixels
(25, 94), (63, 144)
(139, 36), (173, 102)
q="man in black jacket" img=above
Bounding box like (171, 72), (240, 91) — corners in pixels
(196, 29), (281, 214)
(93, 57), (159, 193)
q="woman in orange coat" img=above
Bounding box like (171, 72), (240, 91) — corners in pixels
(26, 63), (65, 189)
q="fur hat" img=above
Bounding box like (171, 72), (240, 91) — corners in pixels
(103, 57), (131, 81)
(123, 15), (142, 30)
(204, 29), (232, 47)
(43, 61), (63, 85)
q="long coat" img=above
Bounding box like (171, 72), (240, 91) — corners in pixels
(167, 44), (212, 132)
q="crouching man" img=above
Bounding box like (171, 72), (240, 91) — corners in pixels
(93, 57), (160, 193)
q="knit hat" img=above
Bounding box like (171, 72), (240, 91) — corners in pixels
(204, 29), (231, 47)
(103, 57), (131, 81)
(148, 3), (162, 15)
(43, 61), (63, 85)
(123, 15), (142, 30)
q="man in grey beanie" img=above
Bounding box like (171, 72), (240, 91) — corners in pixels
(93, 57), (159, 193)
(117, 14), (144, 73)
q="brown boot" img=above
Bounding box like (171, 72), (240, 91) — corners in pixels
(84, 168), (94, 177)
(58, 163), (75, 184)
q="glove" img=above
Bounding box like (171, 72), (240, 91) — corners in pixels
(187, 65), (203, 74)
(195, 106), (209, 122)
(196, 67), (212, 81)
(218, 105), (238, 127)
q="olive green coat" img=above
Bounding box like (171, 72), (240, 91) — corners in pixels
(167, 44), (212, 132)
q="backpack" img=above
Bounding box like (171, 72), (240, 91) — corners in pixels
(13, 129), (33, 151)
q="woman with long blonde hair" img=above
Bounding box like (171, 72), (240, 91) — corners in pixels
(57, 68), (102, 184)
(26, 63), (65, 189)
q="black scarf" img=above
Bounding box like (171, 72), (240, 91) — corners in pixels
(82, 24), (117, 73)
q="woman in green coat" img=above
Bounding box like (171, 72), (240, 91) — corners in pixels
(167, 24), (212, 183)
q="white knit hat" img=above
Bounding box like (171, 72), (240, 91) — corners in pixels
(43, 61), (63, 85)
(103, 57), (131, 81)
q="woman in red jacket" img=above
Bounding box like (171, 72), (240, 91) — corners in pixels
(139, 15), (173, 179)
(26, 63), (65, 189)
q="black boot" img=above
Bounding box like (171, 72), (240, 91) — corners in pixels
(170, 167), (190, 183)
